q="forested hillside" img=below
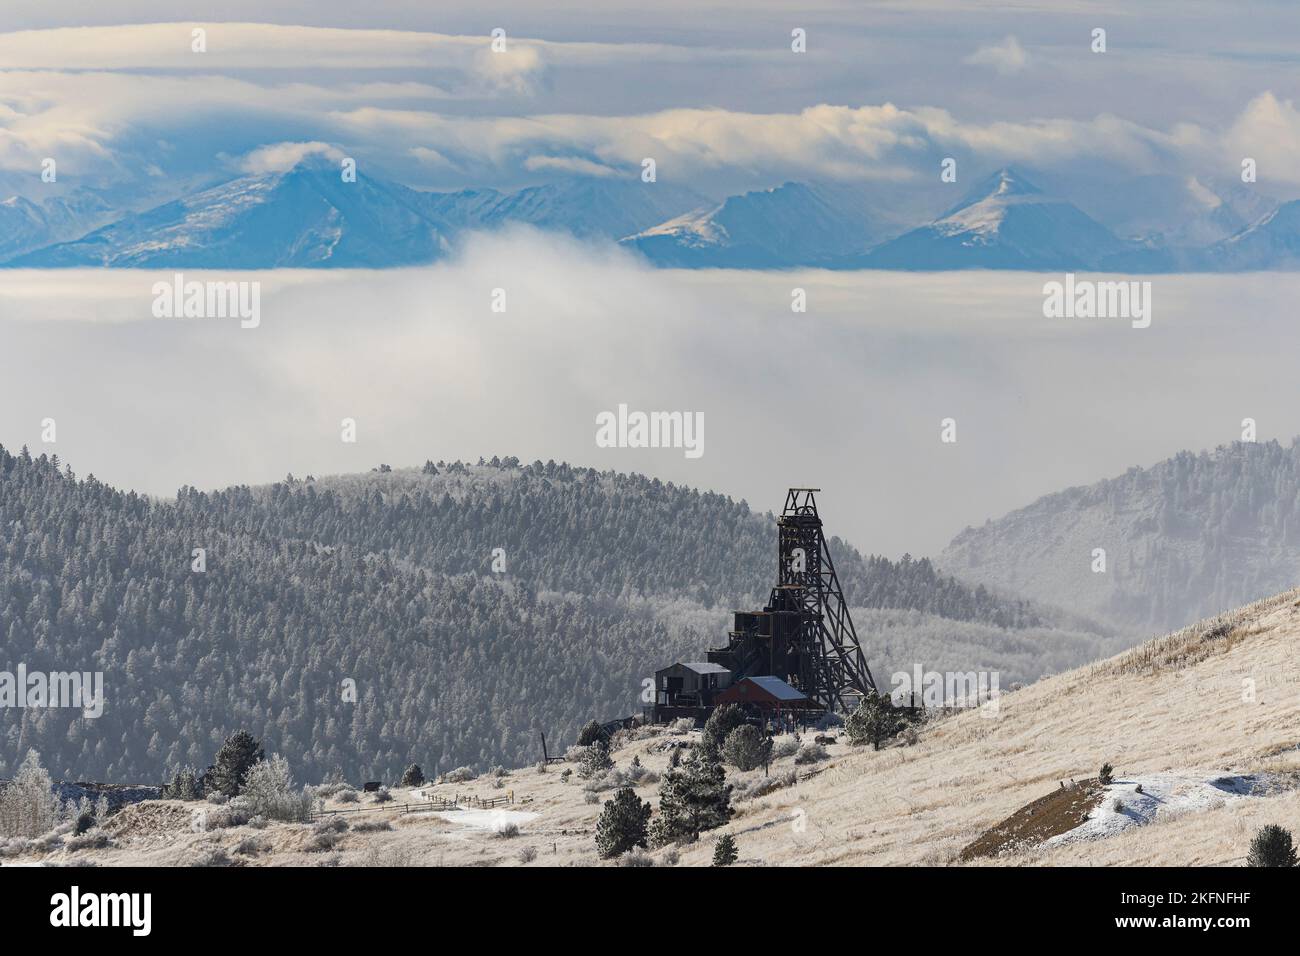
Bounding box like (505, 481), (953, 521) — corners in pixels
(941, 439), (1300, 635)
(0, 447), (1108, 783)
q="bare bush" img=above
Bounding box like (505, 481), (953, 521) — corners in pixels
(795, 743), (829, 765)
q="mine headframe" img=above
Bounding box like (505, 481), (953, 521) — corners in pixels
(708, 488), (877, 714)
(774, 488), (877, 711)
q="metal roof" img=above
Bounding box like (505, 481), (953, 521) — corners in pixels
(740, 676), (807, 701)
(681, 662), (730, 674)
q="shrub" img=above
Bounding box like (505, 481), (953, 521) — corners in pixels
(578, 741), (615, 779)
(723, 725), (773, 772)
(206, 792), (228, 805)
(336, 788), (359, 804)
(0, 750), (63, 839)
(560, 769), (573, 784)
(670, 718), (695, 734)
(661, 847), (680, 866)
(794, 743), (829, 765)
(712, 833), (738, 866)
(518, 846), (538, 864)
(495, 823), (520, 839)
(233, 836), (264, 856)
(351, 819), (393, 834)
(737, 771), (798, 802)
(584, 791), (600, 804)
(595, 787), (652, 859)
(703, 705), (747, 751)
(1248, 824), (1298, 867)
(306, 831), (342, 853)
(771, 735), (800, 759)
(577, 720), (607, 747)
(313, 816), (349, 834)
(66, 830), (112, 852)
(443, 766), (476, 784)
(241, 755), (313, 823)
(400, 764), (425, 787)
(190, 846), (232, 867)
(1099, 763), (1115, 786)
(209, 730), (266, 797)
(619, 848), (655, 867)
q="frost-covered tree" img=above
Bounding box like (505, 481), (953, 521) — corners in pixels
(0, 750), (62, 839)
(722, 725), (772, 772)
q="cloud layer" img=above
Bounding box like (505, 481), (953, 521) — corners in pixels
(3, 230), (1300, 556)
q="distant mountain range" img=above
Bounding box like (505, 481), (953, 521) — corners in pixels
(939, 439), (1300, 636)
(5, 160), (1300, 271)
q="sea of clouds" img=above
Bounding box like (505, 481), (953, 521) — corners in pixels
(2, 227), (1297, 557)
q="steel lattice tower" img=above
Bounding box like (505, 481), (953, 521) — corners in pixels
(768, 488), (877, 711)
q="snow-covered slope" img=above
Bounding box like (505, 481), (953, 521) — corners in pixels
(11, 158), (448, 268)
(620, 181), (888, 267)
(0, 192), (115, 262)
(1206, 199), (1300, 270)
(862, 168), (1128, 270)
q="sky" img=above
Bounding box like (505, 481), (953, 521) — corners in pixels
(4, 2), (1300, 201)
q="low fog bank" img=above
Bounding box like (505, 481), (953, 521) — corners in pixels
(3, 228), (1298, 557)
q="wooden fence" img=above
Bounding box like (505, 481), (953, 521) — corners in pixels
(311, 790), (525, 820)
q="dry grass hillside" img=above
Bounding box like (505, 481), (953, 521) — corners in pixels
(7, 589), (1300, 868)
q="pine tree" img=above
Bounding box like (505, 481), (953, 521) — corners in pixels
(712, 833), (738, 866)
(722, 725), (772, 772)
(577, 740), (614, 779)
(845, 693), (901, 750)
(703, 704), (746, 751)
(577, 720), (606, 747)
(650, 746), (732, 846)
(1247, 824), (1297, 867)
(595, 787), (652, 859)
(400, 763), (425, 787)
(208, 730), (265, 797)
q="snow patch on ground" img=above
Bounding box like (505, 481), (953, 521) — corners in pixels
(1046, 772), (1284, 846)
(430, 808), (539, 832)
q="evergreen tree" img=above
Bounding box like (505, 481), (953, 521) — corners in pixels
(595, 787), (652, 859)
(208, 730), (265, 797)
(704, 704), (747, 751)
(712, 833), (738, 866)
(650, 747), (732, 846)
(845, 693), (902, 750)
(400, 763), (425, 787)
(1248, 824), (1297, 867)
(722, 725), (772, 772)
(578, 740), (614, 779)
(577, 720), (606, 747)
